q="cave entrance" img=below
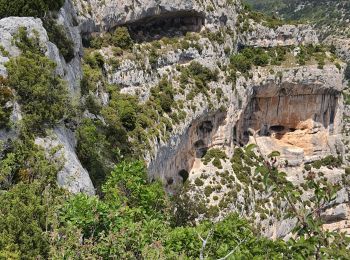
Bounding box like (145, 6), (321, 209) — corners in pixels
(178, 169), (189, 183)
(194, 140), (208, 158)
(125, 11), (205, 42)
(232, 85), (341, 161)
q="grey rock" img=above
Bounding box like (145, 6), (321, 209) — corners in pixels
(242, 23), (318, 47)
(35, 127), (95, 195)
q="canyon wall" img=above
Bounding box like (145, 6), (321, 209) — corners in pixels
(0, 0), (348, 237)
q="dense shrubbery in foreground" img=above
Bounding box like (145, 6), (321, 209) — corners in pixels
(1, 158), (349, 259)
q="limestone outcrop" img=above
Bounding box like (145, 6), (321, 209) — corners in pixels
(0, 0), (348, 239)
(325, 36), (350, 63)
(35, 127), (95, 195)
(241, 24), (319, 48)
(0, 16), (94, 195)
(74, 0), (239, 34)
(235, 63), (345, 164)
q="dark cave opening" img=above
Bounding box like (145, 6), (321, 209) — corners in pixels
(125, 11), (205, 42)
(178, 169), (189, 183)
(270, 125), (285, 133)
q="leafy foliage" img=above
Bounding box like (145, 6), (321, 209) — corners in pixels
(202, 148), (228, 169)
(0, 77), (13, 128)
(89, 27), (134, 50)
(6, 27), (69, 132)
(0, 135), (64, 258)
(43, 18), (75, 62)
(0, 0), (64, 18)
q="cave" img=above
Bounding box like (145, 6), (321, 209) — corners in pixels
(270, 125), (285, 133)
(148, 111), (228, 188)
(235, 84), (341, 161)
(125, 11), (205, 42)
(194, 140), (208, 158)
(178, 169), (189, 183)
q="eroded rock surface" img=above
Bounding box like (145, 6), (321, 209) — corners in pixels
(242, 24), (318, 47)
(35, 127), (95, 195)
(0, 16), (93, 195)
(74, 0), (239, 34)
(0, 0), (349, 239)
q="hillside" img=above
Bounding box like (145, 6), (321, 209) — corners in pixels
(0, 0), (350, 258)
(245, 0), (350, 39)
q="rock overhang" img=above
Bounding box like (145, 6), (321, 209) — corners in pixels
(124, 10), (206, 41)
(234, 64), (346, 164)
(76, 0), (238, 34)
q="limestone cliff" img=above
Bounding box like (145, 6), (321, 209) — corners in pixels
(0, 0), (349, 239)
(0, 16), (94, 195)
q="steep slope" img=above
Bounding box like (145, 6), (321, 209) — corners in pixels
(0, 0), (349, 257)
(245, 0), (350, 39)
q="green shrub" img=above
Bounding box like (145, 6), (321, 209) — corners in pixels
(150, 78), (175, 113)
(311, 155), (342, 169)
(0, 77), (13, 128)
(76, 119), (111, 189)
(0, 181), (60, 258)
(81, 64), (103, 94)
(0, 136), (61, 189)
(43, 18), (75, 62)
(111, 27), (133, 50)
(202, 148), (228, 168)
(88, 26), (133, 50)
(204, 185), (214, 197)
(0, 0), (64, 18)
(304, 164), (312, 171)
(6, 28), (69, 132)
(194, 178), (204, 186)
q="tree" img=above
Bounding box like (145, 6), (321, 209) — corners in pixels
(0, 0), (64, 18)
(6, 27), (69, 132)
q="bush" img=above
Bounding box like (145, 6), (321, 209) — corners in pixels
(194, 178), (204, 186)
(6, 28), (69, 132)
(311, 155), (342, 169)
(150, 78), (175, 113)
(76, 119), (111, 189)
(43, 18), (75, 62)
(202, 148), (228, 168)
(0, 78), (13, 128)
(0, 0), (64, 18)
(111, 27), (134, 50)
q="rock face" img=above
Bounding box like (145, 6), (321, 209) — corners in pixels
(74, 0), (239, 34)
(0, 0), (348, 238)
(0, 15), (82, 92)
(148, 111), (230, 187)
(325, 37), (350, 63)
(235, 64), (345, 164)
(56, 0), (84, 92)
(0, 16), (94, 195)
(35, 127), (95, 195)
(78, 3), (349, 238)
(0, 17), (51, 76)
(241, 24), (319, 47)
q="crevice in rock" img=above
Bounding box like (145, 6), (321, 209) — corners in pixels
(148, 110), (227, 187)
(124, 10), (205, 42)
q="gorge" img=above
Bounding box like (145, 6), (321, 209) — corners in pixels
(0, 0), (349, 258)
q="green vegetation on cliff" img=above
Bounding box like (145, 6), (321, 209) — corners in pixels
(245, 0), (350, 38)
(0, 4), (349, 259)
(0, 0), (64, 18)
(6, 27), (69, 132)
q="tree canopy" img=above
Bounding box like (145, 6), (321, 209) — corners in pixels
(0, 0), (64, 18)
